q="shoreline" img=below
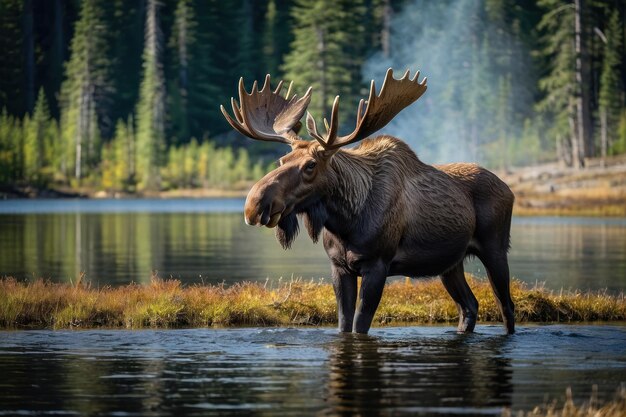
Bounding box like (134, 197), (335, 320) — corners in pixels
(3, 157), (626, 217)
(1, 276), (624, 330)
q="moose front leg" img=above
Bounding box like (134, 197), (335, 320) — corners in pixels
(353, 262), (387, 334)
(331, 265), (358, 332)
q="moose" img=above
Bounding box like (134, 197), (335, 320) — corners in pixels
(221, 69), (515, 335)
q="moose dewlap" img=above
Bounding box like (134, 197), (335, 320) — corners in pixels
(221, 68), (515, 335)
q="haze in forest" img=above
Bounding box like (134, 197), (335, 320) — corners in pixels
(0, 0), (624, 195)
(364, 0), (534, 165)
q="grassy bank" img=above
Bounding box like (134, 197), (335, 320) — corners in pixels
(1, 275), (624, 329)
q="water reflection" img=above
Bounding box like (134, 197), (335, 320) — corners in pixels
(323, 332), (513, 415)
(0, 199), (625, 291)
(0, 326), (624, 416)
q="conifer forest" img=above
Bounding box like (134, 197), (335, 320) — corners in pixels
(0, 0), (624, 194)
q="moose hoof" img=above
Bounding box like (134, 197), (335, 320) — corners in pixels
(457, 315), (476, 333)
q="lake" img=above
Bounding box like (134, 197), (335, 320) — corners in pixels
(1, 198), (626, 291)
(0, 325), (625, 416)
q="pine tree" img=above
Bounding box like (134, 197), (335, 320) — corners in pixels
(106, 117), (135, 191)
(599, 9), (624, 158)
(0, 0), (25, 116)
(282, 0), (365, 120)
(0, 108), (22, 184)
(537, 0), (579, 167)
(23, 0), (35, 113)
(262, 0), (294, 78)
(168, 0), (194, 143)
(235, 0), (259, 83)
(573, 0), (592, 162)
(135, 0), (166, 191)
(107, 0), (145, 129)
(58, 0), (111, 182)
(23, 88), (52, 183)
(187, 0), (223, 138)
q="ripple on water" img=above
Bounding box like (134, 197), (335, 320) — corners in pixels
(0, 325), (624, 416)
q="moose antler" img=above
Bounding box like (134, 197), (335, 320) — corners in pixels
(306, 68), (427, 150)
(220, 74), (312, 144)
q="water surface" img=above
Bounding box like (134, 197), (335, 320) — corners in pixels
(0, 199), (625, 291)
(0, 325), (624, 416)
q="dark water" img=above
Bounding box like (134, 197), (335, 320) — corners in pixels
(0, 199), (625, 291)
(0, 325), (624, 416)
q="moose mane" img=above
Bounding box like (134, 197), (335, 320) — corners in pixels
(276, 136), (423, 249)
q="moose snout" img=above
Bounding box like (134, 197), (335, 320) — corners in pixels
(244, 181), (286, 228)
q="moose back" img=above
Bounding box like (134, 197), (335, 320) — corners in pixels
(221, 69), (515, 335)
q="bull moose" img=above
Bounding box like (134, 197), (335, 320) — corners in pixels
(220, 69), (515, 335)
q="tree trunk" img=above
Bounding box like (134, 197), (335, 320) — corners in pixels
(316, 25), (327, 116)
(574, 0), (592, 167)
(568, 108), (579, 168)
(600, 108), (607, 168)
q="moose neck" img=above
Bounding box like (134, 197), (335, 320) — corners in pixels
(321, 148), (375, 230)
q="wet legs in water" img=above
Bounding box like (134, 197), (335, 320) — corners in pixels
(440, 262), (478, 333)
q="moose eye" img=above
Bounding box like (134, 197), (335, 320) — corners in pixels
(304, 160), (317, 172)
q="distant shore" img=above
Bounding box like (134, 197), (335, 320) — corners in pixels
(501, 156), (626, 217)
(3, 157), (626, 217)
(0, 184), (249, 200)
(1, 275), (624, 330)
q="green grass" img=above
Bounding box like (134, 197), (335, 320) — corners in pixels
(0, 275), (624, 329)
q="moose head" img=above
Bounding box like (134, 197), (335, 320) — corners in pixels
(221, 69), (427, 248)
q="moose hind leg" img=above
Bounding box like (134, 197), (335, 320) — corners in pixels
(479, 251), (515, 334)
(441, 262), (478, 333)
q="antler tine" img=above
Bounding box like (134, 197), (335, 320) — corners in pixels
(238, 77), (248, 99)
(274, 79), (284, 94)
(260, 74), (271, 93)
(307, 95), (340, 149)
(221, 76), (312, 145)
(230, 97), (243, 123)
(308, 68), (427, 150)
(306, 112), (324, 143)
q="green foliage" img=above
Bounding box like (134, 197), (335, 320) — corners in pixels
(23, 89), (55, 184)
(282, 0), (366, 119)
(0, 0), (24, 116)
(161, 140), (265, 190)
(614, 110), (626, 155)
(59, 0), (110, 182)
(1, 0), (626, 193)
(101, 117), (136, 192)
(262, 0), (294, 77)
(0, 108), (22, 184)
(135, 0), (166, 191)
(599, 10), (624, 156)
(536, 0), (577, 164)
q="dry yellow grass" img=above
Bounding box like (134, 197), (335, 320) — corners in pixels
(1, 275), (624, 329)
(505, 386), (626, 417)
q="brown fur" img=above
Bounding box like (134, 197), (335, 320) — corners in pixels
(244, 135), (515, 335)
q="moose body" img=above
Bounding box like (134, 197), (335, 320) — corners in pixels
(221, 69), (515, 334)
